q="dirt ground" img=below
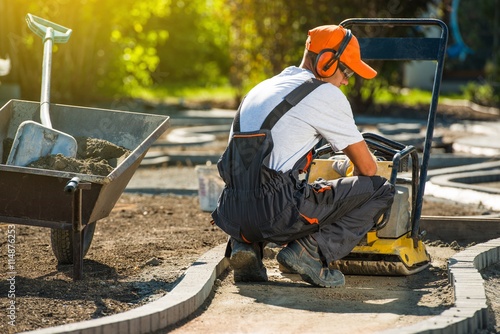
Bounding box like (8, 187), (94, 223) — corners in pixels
(169, 243), (456, 334)
(1, 102), (500, 333)
(1, 192), (499, 334)
(0, 194), (226, 334)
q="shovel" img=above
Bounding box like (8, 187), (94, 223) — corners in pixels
(6, 14), (77, 167)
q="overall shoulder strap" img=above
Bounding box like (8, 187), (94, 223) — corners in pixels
(232, 78), (325, 132)
(261, 78), (325, 130)
(232, 97), (245, 133)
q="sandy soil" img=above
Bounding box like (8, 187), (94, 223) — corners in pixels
(0, 194), (226, 334)
(481, 263), (500, 334)
(26, 137), (130, 176)
(1, 192), (499, 334)
(168, 244), (456, 334)
(169, 241), (500, 334)
(0, 103), (499, 333)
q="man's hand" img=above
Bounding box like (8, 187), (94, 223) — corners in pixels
(332, 158), (353, 177)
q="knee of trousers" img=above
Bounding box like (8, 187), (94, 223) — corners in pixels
(369, 175), (394, 192)
(368, 176), (396, 207)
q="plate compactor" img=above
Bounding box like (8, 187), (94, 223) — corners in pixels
(305, 18), (448, 276)
(309, 133), (430, 275)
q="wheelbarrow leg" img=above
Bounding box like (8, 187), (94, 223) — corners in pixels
(72, 187), (84, 280)
(65, 177), (91, 280)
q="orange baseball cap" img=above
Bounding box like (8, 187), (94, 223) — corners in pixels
(306, 25), (377, 79)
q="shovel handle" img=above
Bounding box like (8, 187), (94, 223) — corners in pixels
(26, 13), (72, 43)
(26, 14), (72, 128)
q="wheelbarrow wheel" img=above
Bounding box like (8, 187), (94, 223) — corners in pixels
(50, 222), (96, 264)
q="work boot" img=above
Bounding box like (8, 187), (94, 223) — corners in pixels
(229, 238), (268, 282)
(277, 236), (345, 288)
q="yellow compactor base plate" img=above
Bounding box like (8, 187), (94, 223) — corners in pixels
(330, 231), (431, 276)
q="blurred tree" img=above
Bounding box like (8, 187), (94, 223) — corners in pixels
(227, 0), (435, 111)
(440, 0), (499, 107)
(0, 0), (171, 103)
(153, 0), (230, 88)
(0, 0), (467, 110)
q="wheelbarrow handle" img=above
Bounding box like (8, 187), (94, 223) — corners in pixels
(65, 177), (81, 193)
(26, 13), (72, 43)
(65, 177), (92, 193)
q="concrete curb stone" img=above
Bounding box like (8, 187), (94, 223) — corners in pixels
(22, 244), (230, 334)
(22, 237), (500, 334)
(378, 237), (500, 334)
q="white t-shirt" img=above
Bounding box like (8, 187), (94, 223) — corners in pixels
(233, 66), (363, 172)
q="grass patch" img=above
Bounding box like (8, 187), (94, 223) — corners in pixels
(373, 87), (464, 106)
(131, 83), (237, 103)
(131, 83), (467, 109)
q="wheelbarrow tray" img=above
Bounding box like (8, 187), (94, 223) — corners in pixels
(0, 99), (170, 229)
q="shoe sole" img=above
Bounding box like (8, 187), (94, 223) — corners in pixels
(230, 249), (257, 269)
(278, 262), (297, 274)
(230, 249), (268, 282)
(277, 248), (344, 288)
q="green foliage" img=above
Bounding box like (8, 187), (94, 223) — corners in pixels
(108, 2), (170, 94)
(442, 0), (497, 72)
(153, 0), (230, 89)
(132, 82), (236, 103)
(0, 0), (465, 108)
(462, 82), (500, 107)
(439, 0), (499, 108)
(225, 0), (435, 108)
(0, 0), (173, 102)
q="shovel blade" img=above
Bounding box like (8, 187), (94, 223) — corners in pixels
(6, 120), (77, 167)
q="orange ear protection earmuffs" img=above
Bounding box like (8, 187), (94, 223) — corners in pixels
(314, 29), (352, 78)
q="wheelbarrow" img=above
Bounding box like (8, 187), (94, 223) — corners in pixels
(0, 99), (170, 279)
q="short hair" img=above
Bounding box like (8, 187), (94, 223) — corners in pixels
(304, 49), (319, 75)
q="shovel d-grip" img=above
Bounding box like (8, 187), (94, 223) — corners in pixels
(64, 177), (91, 280)
(26, 13), (72, 129)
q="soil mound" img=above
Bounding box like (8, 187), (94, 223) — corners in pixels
(26, 137), (130, 176)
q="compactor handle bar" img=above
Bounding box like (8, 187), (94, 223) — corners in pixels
(339, 18), (448, 243)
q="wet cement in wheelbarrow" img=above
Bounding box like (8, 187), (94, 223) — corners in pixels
(3, 137), (130, 176)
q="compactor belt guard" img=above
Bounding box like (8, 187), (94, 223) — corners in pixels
(330, 231), (431, 276)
